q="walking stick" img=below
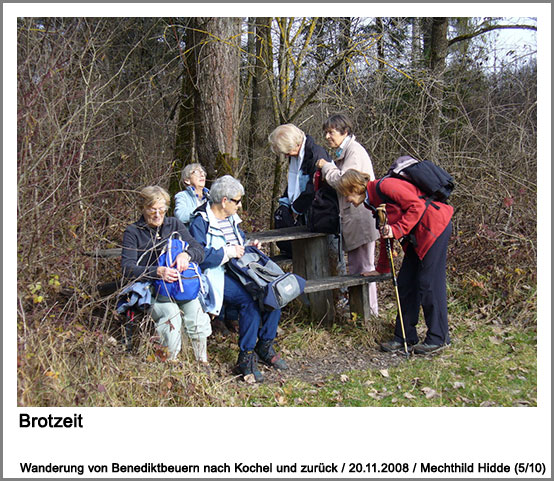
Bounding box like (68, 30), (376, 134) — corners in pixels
(376, 205), (410, 358)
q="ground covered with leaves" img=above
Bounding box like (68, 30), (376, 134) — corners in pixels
(17, 264), (537, 408)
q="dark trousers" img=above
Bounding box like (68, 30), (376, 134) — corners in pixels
(394, 221), (452, 346)
(223, 274), (281, 352)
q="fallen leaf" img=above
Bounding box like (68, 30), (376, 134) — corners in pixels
(275, 394), (286, 405)
(340, 374), (349, 383)
(379, 369), (389, 378)
(97, 384), (106, 393)
(404, 392), (416, 399)
(421, 387), (438, 399)
(453, 382), (465, 389)
(488, 336), (502, 345)
(243, 374), (256, 384)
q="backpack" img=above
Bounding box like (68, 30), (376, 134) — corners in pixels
(227, 246), (306, 311)
(306, 172), (340, 234)
(376, 156), (454, 204)
(273, 204), (299, 257)
(153, 232), (203, 302)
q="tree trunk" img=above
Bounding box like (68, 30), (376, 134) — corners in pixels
(189, 17), (241, 181)
(170, 57), (196, 199)
(424, 17), (449, 161)
(411, 17), (422, 66)
(375, 17), (385, 71)
(245, 17), (274, 214)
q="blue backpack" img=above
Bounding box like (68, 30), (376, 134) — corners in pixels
(227, 246), (306, 311)
(153, 233), (203, 302)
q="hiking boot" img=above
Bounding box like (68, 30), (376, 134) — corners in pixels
(413, 342), (450, 355)
(380, 340), (414, 353)
(211, 318), (231, 337)
(224, 318), (239, 333)
(255, 340), (288, 370)
(235, 350), (263, 383)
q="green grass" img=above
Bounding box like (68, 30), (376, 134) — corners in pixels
(17, 272), (537, 407)
(222, 323), (537, 408)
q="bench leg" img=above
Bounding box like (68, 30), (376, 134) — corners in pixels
(291, 236), (335, 326)
(348, 284), (371, 322)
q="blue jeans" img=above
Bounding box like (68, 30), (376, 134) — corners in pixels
(223, 274), (281, 352)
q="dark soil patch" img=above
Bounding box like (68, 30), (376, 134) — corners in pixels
(259, 344), (407, 385)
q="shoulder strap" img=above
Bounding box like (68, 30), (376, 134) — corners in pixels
(375, 176), (395, 205)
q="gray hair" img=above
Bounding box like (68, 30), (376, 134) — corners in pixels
(268, 124), (305, 155)
(209, 175), (244, 204)
(180, 163), (206, 186)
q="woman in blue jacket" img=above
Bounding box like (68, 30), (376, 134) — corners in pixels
(189, 176), (287, 382)
(174, 163), (209, 226)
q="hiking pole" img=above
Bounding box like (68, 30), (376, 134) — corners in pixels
(376, 204), (410, 358)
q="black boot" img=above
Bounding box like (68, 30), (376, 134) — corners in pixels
(235, 350), (263, 382)
(255, 340), (288, 370)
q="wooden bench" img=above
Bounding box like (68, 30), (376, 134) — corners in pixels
(91, 226), (391, 324)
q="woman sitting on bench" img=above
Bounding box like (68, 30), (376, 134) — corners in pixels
(121, 186), (212, 363)
(189, 175), (288, 383)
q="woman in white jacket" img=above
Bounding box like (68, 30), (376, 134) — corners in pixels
(316, 114), (380, 316)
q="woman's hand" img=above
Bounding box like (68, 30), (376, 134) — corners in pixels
(380, 224), (394, 239)
(361, 270), (381, 277)
(157, 266), (180, 282)
(172, 252), (191, 272)
(316, 158), (327, 169)
(226, 244), (245, 259)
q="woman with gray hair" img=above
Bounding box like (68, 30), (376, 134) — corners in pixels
(315, 114), (380, 316)
(174, 163), (209, 226)
(189, 175), (287, 383)
(121, 186), (212, 363)
(268, 124), (333, 221)
(268, 123), (334, 256)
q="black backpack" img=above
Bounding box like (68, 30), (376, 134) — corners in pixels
(376, 156), (454, 204)
(306, 174), (340, 234)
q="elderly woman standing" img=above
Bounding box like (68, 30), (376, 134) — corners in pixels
(121, 186), (212, 362)
(336, 169), (453, 354)
(315, 114), (380, 316)
(189, 175), (287, 382)
(174, 163), (209, 226)
(268, 124), (332, 222)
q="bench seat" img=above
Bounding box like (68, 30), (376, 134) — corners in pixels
(304, 273), (391, 294)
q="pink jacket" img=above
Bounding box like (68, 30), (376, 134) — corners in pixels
(321, 136), (379, 251)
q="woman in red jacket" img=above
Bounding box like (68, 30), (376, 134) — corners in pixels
(336, 169), (453, 355)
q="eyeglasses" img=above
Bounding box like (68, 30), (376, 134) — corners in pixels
(228, 197), (242, 205)
(146, 207), (167, 214)
(190, 170), (206, 177)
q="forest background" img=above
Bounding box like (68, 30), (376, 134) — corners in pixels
(5, 3), (550, 477)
